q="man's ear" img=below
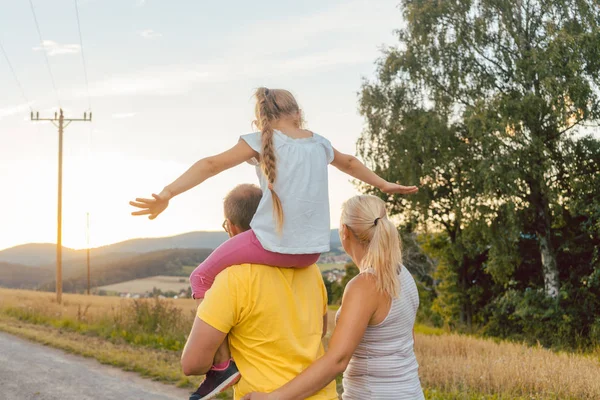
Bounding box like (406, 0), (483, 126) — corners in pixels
(229, 224), (243, 237)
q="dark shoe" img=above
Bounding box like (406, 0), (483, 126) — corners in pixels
(189, 360), (241, 400)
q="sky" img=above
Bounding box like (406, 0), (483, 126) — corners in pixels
(0, 0), (404, 251)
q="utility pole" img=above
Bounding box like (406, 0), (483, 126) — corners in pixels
(86, 212), (91, 295)
(31, 109), (92, 304)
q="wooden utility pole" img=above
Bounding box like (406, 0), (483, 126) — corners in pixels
(86, 212), (91, 295)
(31, 109), (92, 304)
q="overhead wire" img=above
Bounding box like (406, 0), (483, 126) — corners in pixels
(74, 0), (91, 111)
(74, 0), (95, 255)
(28, 0), (62, 108)
(0, 38), (33, 111)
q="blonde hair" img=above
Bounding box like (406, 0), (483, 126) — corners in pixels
(253, 87), (302, 232)
(341, 195), (402, 298)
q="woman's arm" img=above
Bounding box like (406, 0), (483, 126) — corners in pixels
(331, 147), (418, 195)
(242, 275), (379, 400)
(130, 140), (258, 219)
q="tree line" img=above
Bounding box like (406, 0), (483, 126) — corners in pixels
(356, 0), (600, 349)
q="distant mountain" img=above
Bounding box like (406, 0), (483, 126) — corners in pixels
(0, 229), (344, 291)
(93, 231), (230, 254)
(0, 230), (342, 267)
(39, 248), (213, 293)
(0, 243), (80, 268)
(0, 262), (54, 289)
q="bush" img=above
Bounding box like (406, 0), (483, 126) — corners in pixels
(485, 275), (600, 350)
(2, 297), (194, 352)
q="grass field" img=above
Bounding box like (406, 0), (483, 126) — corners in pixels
(317, 263), (345, 272)
(1, 288), (599, 399)
(96, 275), (190, 294)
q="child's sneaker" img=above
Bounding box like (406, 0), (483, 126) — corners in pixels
(189, 360), (241, 400)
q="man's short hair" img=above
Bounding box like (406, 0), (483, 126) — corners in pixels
(224, 184), (262, 231)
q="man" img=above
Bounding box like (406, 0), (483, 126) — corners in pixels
(181, 184), (337, 400)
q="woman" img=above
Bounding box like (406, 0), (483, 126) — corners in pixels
(243, 194), (424, 400)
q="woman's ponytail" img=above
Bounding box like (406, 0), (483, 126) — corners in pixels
(341, 195), (402, 298)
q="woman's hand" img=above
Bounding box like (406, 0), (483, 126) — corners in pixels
(380, 181), (419, 195)
(241, 392), (277, 400)
(129, 190), (171, 220)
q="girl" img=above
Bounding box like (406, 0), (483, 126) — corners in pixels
(130, 88), (417, 400)
(242, 195), (425, 400)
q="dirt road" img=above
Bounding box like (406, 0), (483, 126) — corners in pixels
(0, 331), (191, 400)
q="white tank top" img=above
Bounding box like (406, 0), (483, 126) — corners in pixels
(240, 130), (333, 254)
(336, 266), (425, 399)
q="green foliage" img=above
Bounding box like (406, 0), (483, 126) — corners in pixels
(324, 262), (358, 305)
(3, 297), (192, 352)
(358, 0), (600, 347)
(341, 263), (359, 287)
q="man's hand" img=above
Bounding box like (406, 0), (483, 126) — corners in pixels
(129, 190), (171, 220)
(380, 181), (419, 195)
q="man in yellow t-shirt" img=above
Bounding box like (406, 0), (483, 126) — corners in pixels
(181, 185), (337, 400)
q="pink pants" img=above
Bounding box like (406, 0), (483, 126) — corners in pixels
(189, 229), (320, 299)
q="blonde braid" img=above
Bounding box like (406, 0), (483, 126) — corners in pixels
(256, 88), (285, 232)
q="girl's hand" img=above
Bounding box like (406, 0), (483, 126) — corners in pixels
(241, 392), (278, 400)
(129, 191), (171, 220)
(381, 182), (419, 195)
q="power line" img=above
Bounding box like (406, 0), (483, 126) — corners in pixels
(28, 0), (61, 107)
(0, 39), (33, 111)
(74, 0), (91, 110)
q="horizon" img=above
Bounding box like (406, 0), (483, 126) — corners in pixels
(0, 227), (342, 252)
(0, 0), (404, 251)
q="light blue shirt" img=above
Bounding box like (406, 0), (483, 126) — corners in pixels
(240, 130), (334, 254)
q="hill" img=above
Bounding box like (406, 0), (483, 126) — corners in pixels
(0, 262), (54, 289)
(39, 248), (213, 293)
(0, 229), (342, 267)
(0, 244), (80, 267)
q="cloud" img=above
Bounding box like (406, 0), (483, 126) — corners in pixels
(229, 0), (400, 59)
(112, 112), (137, 119)
(136, 0), (147, 6)
(0, 103), (31, 120)
(33, 40), (81, 56)
(73, 46), (366, 99)
(70, 0), (400, 99)
(139, 29), (162, 39)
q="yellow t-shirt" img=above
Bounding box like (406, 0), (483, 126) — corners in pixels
(197, 263), (338, 400)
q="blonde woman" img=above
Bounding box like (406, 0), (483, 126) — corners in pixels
(130, 89), (418, 399)
(243, 195), (424, 400)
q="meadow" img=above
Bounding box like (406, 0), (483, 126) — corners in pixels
(1, 288), (599, 399)
(317, 263), (344, 272)
(96, 275), (190, 295)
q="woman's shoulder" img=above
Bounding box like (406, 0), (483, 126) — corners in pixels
(344, 271), (379, 296)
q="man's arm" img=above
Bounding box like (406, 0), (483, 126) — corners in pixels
(181, 269), (239, 376)
(181, 314), (227, 376)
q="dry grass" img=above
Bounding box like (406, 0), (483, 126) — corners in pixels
(416, 333), (600, 399)
(1, 288), (600, 399)
(0, 287), (199, 319)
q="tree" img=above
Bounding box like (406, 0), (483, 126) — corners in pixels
(341, 262), (360, 288)
(360, 0), (600, 298)
(358, 84), (494, 326)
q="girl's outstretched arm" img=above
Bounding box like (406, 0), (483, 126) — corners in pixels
(130, 140), (258, 219)
(331, 147), (418, 195)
